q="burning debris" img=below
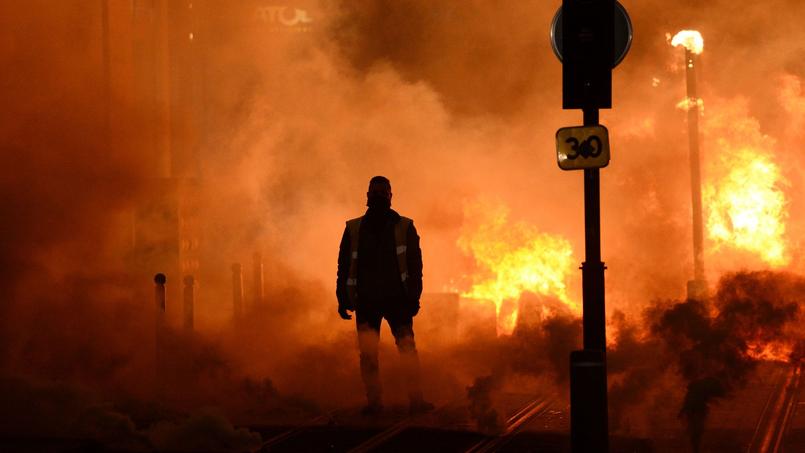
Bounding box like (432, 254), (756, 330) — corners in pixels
(457, 200), (578, 335)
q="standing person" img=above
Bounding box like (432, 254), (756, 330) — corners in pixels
(336, 176), (433, 415)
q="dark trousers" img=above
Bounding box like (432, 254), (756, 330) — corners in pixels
(356, 309), (423, 405)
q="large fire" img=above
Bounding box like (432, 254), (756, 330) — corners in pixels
(670, 30), (704, 55)
(457, 201), (578, 336)
(670, 27), (792, 268)
(704, 149), (789, 267)
(701, 97), (791, 268)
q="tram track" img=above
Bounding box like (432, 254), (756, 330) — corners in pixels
(747, 364), (801, 453)
(463, 396), (553, 453)
(255, 394), (554, 452)
(256, 410), (342, 452)
(346, 400), (464, 453)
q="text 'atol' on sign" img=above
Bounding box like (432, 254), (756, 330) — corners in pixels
(556, 125), (611, 170)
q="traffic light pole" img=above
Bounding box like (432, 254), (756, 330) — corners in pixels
(558, 1), (622, 450)
(581, 108), (606, 352)
(569, 108), (609, 453)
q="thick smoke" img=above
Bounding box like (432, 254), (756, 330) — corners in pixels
(462, 294), (582, 431)
(607, 310), (668, 434)
(1, 0), (805, 449)
(651, 271), (803, 451)
(466, 374), (504, 435)
(603, 271), (805, 450)
(0, 377), (261, 451)
(326, 0), (805, 308)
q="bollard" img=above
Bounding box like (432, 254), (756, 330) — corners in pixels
(154, 273), (167, 326)
(252, 251), (264, 309)
(154, 273), (167, 390)
(183, 275), (194, 331)
(232, 263), (243, 321)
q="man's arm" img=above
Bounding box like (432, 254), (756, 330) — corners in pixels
(336, 226), (352, 310)
(406, 221), (423, 306)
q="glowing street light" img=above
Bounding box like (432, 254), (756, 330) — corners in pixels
(672, 30), (708, 300)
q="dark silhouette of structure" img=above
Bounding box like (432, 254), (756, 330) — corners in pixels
(336, 176), (432, 415)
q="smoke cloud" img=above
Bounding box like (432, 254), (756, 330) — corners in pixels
(603, 271), (805, 449)
(1, 0), (805, 449)
(466, 374), (504, 435)
(652, 271), (803, 450)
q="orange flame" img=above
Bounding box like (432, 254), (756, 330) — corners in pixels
(676, 98), (704, 113)
(704, 149), (789, 267)
(700, 98), (791, 268)
(747, 341), (794, 363)
(671, 30), (704, 55)
(457, 200), (578, 336)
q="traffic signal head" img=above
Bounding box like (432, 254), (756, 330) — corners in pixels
(562, 0), (615, 110)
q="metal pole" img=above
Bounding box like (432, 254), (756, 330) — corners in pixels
(252, 252), (264, 309)
(581, 108), (606, 351)
(183, 275), (194, 331)
(685, 48), (707, 300)
(570, 107), (609, 453)
(232, 263), (243, 321)
(154, 273), (166, 389)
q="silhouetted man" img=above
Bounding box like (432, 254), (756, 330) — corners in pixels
(336, 176), (433, 415)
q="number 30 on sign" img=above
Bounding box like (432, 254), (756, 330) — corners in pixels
(556, 125), (610, 170)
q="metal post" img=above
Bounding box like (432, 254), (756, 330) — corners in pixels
(684, 48), (707, 300)
(155, 273), (167, 328)
(570, 107), (609, 453)
(252, 252), (264, 309)
(183, 275), (194, 331)
(581, 108), (606, 351)
(232, 263), (243, 321)
(154, 273), (166, 388)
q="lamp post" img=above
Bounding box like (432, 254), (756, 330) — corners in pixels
(672, 31), (708, 300)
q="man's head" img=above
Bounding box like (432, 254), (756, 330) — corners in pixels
(366, 176), (392, 210)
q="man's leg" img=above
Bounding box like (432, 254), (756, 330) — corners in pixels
(356, 310), (383, 412)
(389, 316), (433, 413)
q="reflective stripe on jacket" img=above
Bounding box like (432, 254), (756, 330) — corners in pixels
(345, 215), (412, 305)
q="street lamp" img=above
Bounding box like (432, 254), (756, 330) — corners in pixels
(672, 30), (708, 300)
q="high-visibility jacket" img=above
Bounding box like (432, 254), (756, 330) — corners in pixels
(336, 210), (422, 310)
(345, 215), (412, 305)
